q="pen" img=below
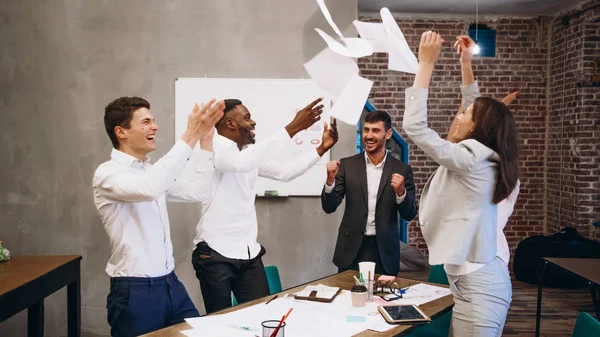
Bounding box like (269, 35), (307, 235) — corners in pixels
(270, 308), (294, 337)
(270, 315), (286, 337)
(266, 294), (278, 305)
(227, 324), (256, 331)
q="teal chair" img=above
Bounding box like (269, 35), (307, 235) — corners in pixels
(406, 265), (452, 337)
(572, 312), (600, 337)
(232, 265), (282, 306)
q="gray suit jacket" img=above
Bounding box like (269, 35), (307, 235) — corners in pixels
(402, 82), (499, 266)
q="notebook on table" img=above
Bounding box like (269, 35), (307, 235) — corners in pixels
(294, 284), (342, 303)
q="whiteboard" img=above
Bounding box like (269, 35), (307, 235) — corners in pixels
(175, 78), (331, 196)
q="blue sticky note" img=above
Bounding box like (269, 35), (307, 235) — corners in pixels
(346, 315), (367, 323)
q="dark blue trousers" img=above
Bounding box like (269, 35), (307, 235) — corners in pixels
(106, 271), (199, 337)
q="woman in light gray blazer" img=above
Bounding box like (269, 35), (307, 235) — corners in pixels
(403, 32), (519, 336)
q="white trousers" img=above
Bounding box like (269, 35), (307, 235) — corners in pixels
(448, 257), (512, 337)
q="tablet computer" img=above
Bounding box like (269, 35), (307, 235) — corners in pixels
(377, 304), (432, 324)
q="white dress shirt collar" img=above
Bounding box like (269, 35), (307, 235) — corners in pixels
(110, 148), (151, 167)
(365, 150), (387, 168)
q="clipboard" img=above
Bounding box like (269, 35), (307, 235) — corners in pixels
(294, 287), (342, 303)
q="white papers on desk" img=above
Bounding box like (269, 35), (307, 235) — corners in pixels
(183, 315), (257, 336)
(400, 283), (452, 305)
(182, 284), (450, 337)
(329, 74), (373, 125)
(185, 292), (376, 337)
(372, 282), (452, 307)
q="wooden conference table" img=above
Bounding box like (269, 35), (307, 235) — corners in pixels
(535, 257), (600, 337)
(0, 255), (82, 337)
(143, 270), (454, 337)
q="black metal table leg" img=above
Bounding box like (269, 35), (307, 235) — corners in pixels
(590, 282), (600, 320)
(27, 300), (44, 337)
(67, 271), (81, 337)
(535, 260), (550, 337)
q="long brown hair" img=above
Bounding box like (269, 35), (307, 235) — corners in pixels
(469, 97), (519, 204)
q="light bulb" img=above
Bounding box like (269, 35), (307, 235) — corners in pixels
(473, 44), (481, 55)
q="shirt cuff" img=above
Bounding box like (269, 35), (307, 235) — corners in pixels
(460, 81), (479, 94)
(196, 149), (215, 167)
(174, 139), (195, 158)
(395, 190), (407, 204)
(324, 181), (335, 193)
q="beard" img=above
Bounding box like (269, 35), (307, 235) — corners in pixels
(364, 139), (385, 153)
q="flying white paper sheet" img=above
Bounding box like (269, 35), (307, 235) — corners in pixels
(329, 74), (373, 125)
(353, 20), (389, 53)
(316, 0), (344, 39)
(304, 47), (359, 100)
(315, 28), (373, 58)
(380, 7), (419, 73)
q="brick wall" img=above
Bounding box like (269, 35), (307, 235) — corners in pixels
(548, 2), (600, 241)
(359, 0), (600, 259)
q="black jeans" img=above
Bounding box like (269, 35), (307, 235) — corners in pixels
(106, 271), (199, 337)
(338, 235), (386, 275)
(191, 242), (270, 314)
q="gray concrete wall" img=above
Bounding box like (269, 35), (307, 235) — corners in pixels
(0, 1), (357, 336)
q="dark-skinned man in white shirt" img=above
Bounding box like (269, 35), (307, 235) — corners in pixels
(191, 98), (339, 314)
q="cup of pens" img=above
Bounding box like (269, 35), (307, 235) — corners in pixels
(263, 307), (292, 337)
(358, 261), (375, 301)
(262, 320), (286, 337)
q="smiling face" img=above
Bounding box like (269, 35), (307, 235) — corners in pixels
(115, 107), (159, 158)
(447, 103), (476, 143)
(228, 104), (257, 147)
(362, 120), (392, 155)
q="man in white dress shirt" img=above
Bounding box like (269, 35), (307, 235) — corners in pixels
(191, 98), (339, 313)
(93, 97), (223, 336)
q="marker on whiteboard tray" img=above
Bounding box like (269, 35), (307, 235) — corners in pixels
(264, 190), (279, 197)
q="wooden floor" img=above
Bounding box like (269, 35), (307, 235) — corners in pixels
(400, 270), (597, 336)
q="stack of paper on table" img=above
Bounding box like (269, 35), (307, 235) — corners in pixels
(180, 283), (451, 336)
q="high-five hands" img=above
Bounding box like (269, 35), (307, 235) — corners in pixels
(182, 99), (225, 148)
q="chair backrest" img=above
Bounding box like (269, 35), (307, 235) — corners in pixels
(427, 265), (449, 286)
(265, 265), (282, 294)
(572, 312), (600, 337)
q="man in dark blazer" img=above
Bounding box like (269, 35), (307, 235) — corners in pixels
(321, 111), (417, 276)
